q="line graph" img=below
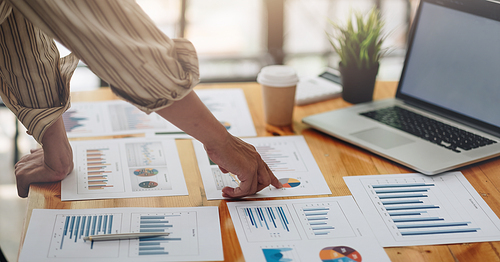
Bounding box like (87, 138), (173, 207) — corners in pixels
(126, 142), (167, 166)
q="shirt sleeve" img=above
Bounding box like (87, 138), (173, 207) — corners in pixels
(0, 1), (79, 145)
(7, 0), (200, 113)
(0, 0), (199, 144)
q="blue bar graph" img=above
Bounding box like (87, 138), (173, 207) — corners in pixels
(302, 206), (335, 236)
(370, 180), (482, 238)
(59, 214), (114, 250)
(243, 207), (290, 232)
(137, 215), (181, 256)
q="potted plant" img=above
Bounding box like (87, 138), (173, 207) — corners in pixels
(327, 7), (389, 104)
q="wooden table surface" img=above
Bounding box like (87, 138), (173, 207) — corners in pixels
(19, 82), (500, 262)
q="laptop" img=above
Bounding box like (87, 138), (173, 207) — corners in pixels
(302, 0), (500, 175)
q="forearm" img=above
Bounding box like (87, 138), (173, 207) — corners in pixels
(156, 90), (281, 198)
(14, 117), (73, 197)
(155, 91), (229, 149)
(41, 117), (74, 178)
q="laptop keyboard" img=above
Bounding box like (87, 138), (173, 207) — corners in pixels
(360, 106), (497, 152)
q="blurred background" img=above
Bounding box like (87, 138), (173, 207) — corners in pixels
(0, 0), (419, 261)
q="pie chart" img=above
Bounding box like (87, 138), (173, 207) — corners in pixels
(134, 168), (158, 177)
(138, 181), (158, 188)
(220, 121), (231, 130)
(320, 246), (361, 262)
(279, 178), (301, 188)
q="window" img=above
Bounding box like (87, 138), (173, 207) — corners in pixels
(66, 0), (418, 90)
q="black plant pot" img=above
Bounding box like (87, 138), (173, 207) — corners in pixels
(339, 63), (379, 104)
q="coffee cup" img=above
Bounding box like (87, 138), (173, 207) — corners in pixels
(257, 65), (299, 126)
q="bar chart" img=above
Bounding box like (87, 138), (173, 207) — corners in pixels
(293, 202), (356, 240)
(344, 172), (500, 246)
(128, 212), (199, 257)
(86, 148), (113, 190)
(48, 213), (122, 258)
(22, 207), (222, 262)
(77, 145), (125, 194)
(64, 138), (188, 201)
(373, 182), (481, 236)
(228, 197), (391, 262)
(237, 205), (301, 242)
(299, 206), (334, 236)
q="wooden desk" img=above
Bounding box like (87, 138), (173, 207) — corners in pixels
(19, 82), (500, 262)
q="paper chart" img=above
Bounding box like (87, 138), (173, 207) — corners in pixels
(19, 207), (222, 262)
(344, 172), (500, 246)
(63, 88), (256, 138)
(61, 138), (188, 201)
(227, 196), (391, 262)
(193, 135), (332, 199)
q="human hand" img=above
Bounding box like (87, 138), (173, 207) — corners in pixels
(14, 148), (73, 198)
(204, 135), (282, 198)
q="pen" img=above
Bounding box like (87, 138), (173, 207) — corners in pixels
(83, 232), (170, 241)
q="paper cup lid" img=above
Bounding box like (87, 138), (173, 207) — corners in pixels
(257, 65), (299, 87)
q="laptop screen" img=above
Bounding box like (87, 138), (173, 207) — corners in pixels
(397, 1), (500, 129)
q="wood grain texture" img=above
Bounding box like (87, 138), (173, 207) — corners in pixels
(19, 81), (500, 262)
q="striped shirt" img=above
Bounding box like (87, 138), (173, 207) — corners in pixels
(0, 0), (199, 144)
